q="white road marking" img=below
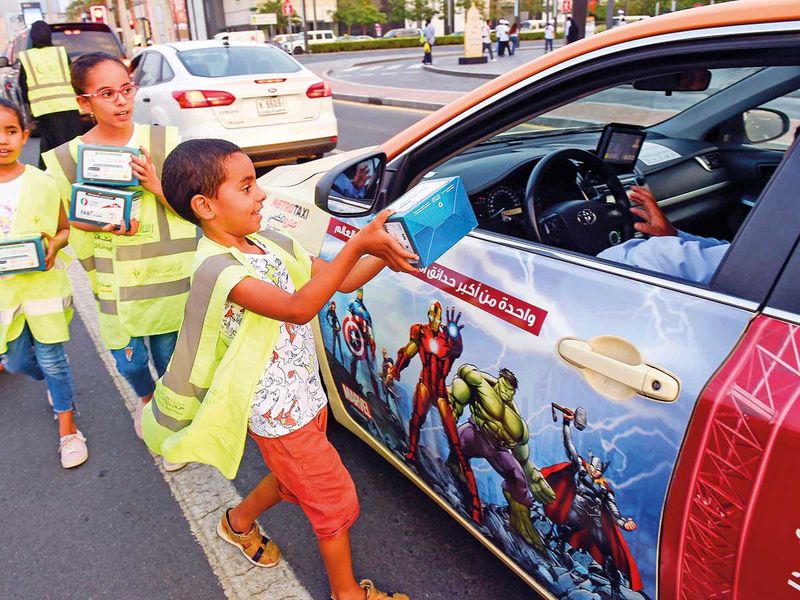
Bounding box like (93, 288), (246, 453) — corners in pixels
(360, 65), (382, 71)
(66, 260), (313, 600)
(407, 64), (424, 70)
(384, 64), (403, 71)
(339, 66), (361, 72)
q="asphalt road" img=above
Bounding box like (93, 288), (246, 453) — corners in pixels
(3, 108), (540, 600)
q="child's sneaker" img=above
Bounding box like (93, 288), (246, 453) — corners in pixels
(59, 430), (88, 469)
(359, 580), (410, 600)
(216, 509), (281, 568)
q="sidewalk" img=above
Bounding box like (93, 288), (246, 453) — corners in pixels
(305, 42), (564, 111)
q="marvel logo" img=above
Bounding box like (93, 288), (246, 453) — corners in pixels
(342, 384), (372, 420)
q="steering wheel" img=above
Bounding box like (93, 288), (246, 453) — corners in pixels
(524, 148), (635, 255)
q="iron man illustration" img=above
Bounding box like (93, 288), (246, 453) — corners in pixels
(394, 302), (483, 523)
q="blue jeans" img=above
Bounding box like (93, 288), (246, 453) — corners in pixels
(3, 323), (75, 413)
(110, 332), (177, 398)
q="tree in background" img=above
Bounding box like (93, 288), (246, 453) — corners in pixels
(387, 0), (439, 27)
(334, 0), (387, 34)
(253, 0), (302, 33)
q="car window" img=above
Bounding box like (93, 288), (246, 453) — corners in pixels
(177, 46), (301, 76)
(161, 57), (174, 82)
(51, 30), (124, 59)
(503, 67), (763, 134)
(137, 52), (162, 87)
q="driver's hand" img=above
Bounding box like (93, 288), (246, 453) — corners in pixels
(628, 186), (677, 237)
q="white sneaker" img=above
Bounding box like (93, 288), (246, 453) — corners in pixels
(163, 457), (186, 472)
(59, 430), (88, 469)
(490, 58), (497, 62)
(134, 399), (146, 440)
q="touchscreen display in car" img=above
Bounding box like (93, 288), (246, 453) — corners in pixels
(596, 125), (647, 169)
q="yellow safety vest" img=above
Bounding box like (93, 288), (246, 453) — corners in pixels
(42, 124), (198, 350)
(0, 165), (73, 353)
(18, 46), (78, 118)
(141, 230), (312, 479)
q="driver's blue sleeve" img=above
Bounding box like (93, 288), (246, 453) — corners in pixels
(596, 230), (730, 284)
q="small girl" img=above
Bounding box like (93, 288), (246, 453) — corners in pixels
(0, 98), (87, 468)
(42, 52), (197, 470)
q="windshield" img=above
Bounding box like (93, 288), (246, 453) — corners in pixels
(52, 30), (123, 59)
(177, 46), (301, 77)
(499, 67), (763, 138)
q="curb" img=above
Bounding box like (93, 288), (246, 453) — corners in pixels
(423, 63), (496, 80)
(332, 92), (444, 111)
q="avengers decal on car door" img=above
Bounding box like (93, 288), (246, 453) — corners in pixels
(317, 217), (751, 600)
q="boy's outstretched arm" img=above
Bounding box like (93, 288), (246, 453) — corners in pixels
(229, 210), (416, 325)
(312, 255), (388, 293)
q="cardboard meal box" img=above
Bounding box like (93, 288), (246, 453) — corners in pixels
(382, 176), (477, 268)
(70, 184), (142, 229)
(77, 144), (140, 187)
(0, 235), (46, 274)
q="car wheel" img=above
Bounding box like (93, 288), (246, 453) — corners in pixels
(294, 47), (304, 55)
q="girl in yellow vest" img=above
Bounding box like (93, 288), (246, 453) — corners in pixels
(42, 52), (196, 469)
(0, 99), (87, 469)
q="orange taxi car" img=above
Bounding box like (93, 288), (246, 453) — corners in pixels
(259, 2), (800, 598)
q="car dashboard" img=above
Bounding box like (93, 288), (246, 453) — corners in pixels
(428, 130), (738, 244)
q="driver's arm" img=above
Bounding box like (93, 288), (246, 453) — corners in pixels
(596, 185), (729, 284)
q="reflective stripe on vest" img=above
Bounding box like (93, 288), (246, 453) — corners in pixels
(19, 47), (78, 117)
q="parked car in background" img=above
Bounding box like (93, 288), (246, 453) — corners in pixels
(213, 30), (266, 43)
(130, 40), (337, 166)
(0, 22), (126, 130)
(337, 35), (374, 42)
(519, 19), (546, 31)
(255, 2), (800, 598)
(273, 33), (305, 54)
(613, 14), (651, 27)
(307, 29), (336, 43)
(382, 27), (423, 39)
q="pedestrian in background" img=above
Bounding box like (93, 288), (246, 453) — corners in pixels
(18, 21), (83, 169)
(509, 22), (519, 55)
(422, 19), (435, 65)
(43, 52), (197, 471)
(544, 21), (555, 52)
(142, 138), (417, 600)
(566, 17), (580, 44)
(496, 18), (510, 57)
(0, 99), (86, 469)
(482, 20), (496, 62)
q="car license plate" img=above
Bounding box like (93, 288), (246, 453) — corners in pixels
(257, 97), (287, 116)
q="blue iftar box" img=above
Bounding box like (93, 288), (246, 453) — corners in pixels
(0, 235), (46, 274)
(76, 144), (140, 187)
(382, 176), (477, 268)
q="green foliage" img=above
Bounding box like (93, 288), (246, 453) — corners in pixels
(253, 0), (301, 33)
(333, 0), (387, 34)
(387, 0), (440, 26)
(308, 30), (544, 52)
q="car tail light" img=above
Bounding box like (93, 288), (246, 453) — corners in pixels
(306, 81), (331, 98)
(172, 90), (235, 109)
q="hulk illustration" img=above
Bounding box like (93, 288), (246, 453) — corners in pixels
(448, 364), (556, 550)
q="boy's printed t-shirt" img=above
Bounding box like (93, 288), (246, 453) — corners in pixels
(0, 175), (25, 238)
(221, 240), (327, 438)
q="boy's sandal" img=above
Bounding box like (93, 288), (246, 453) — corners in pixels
(331, 580), (410, 600)
(216, 508), (281, 568)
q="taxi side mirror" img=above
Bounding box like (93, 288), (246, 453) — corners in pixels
(743, 108), (790, 145)
(315, 152), (386, 217)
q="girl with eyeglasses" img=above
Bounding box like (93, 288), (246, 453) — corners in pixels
(42, 52), (197, 471)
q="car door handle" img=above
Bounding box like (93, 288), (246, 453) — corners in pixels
(142, 97), (150, 102)
(557, 336), (680, 402)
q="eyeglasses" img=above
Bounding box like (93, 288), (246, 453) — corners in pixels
(80, 84), (138, 103)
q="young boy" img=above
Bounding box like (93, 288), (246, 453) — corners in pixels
(141, 139), (415, 600)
